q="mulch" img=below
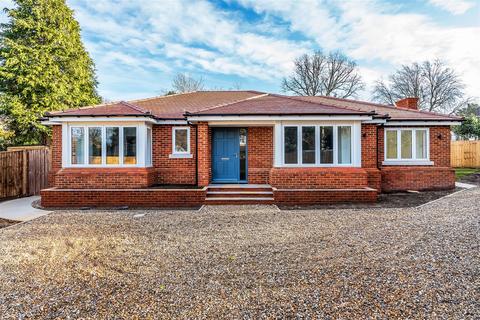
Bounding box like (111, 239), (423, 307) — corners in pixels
(0, 218), (18, 229)
(458, 172), (480, 186)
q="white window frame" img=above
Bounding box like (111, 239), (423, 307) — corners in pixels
(383, 128), (433, 165)
(65, 124), (145, 168)
(279, 122), (359, 167)
(170, 126), (192, 158)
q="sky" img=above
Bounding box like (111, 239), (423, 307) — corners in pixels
(1, 0), (479, 102)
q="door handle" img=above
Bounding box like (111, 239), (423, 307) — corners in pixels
(234, 153), (238, 158)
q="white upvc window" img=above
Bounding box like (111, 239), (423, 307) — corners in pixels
(170, 127), (192, 158)
(383, 128), (432, 165)
(280, 123), (358, 167)
(65, 123), (151, 167)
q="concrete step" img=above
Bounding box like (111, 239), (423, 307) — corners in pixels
(207, 185), (273, 193)
(205, 197), (275, 205)
(207, 191), (273, 198)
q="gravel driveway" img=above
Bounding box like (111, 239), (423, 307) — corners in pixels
(1, 188), (479, 319)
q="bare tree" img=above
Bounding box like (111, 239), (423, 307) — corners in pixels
(171, 73), (204, 93)
(282, 50), (365, 98)
(373, 60), (466, 114)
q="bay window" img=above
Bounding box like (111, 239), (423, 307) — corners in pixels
(384, 128), (430, 164)
(281, 124), (357, 166)
(67, 124), (150, 167)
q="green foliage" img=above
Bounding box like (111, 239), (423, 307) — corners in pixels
(0, 0), (101, 146)
(453, 103), (480, 140)
(453, 115), (480, 140)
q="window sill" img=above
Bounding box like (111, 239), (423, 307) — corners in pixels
(382, 160), (434, 166)
(169, 153), (193, 159)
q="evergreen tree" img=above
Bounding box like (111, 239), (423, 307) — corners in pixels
(0, 0), (101, 146)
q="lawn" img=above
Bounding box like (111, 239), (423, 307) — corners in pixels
(0, 188), (479, 318)
(455, 167), (480, 180)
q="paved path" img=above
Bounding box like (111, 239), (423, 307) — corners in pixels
(0, 196), (50, 222)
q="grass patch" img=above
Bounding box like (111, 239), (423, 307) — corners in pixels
(455, 168), (480, 180)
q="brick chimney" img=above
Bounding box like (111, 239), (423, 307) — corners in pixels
(395, 97), (419, 110)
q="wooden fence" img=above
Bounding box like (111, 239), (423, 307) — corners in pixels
(451, 141), (480, 168)
(0, 146), (50, 200)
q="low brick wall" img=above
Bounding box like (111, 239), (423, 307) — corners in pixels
(41, 187), (206, 208)
(274, 188), (378, 205)
(269, 167), (369, 189)
(381, 166), (455, 192)
(54, 167), (156, 189)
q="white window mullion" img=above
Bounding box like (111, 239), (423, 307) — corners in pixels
(84, 125), (89, 165)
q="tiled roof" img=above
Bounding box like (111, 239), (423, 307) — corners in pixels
(190, 94), (371, 116)
(47, 91), (462, 122)
(47, 101), (149, 117)
(292, 96), (462, 121)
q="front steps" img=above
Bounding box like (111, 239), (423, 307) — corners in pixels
(205, 184), (274, 205)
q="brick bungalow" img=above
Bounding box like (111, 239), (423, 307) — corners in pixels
(40, 91), (461, 208)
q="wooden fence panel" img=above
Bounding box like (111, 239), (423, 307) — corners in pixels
(451, 141), (480, 168)
(0, 151), (24, 199)
(0, 147), (50, 200)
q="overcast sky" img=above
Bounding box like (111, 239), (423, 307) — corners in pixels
(1, 0), (479, 102)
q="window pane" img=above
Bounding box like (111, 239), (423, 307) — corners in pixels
(239, 128), (247, 181)
(106, 127), (119, 165)
(416, 130), (427, 159)
(71, 127), (85, 164)
(174, 129), (188, 153)
(401, 130), (412, 159)
(88, 127), (102, 164)
(338, 126), (352, 164)
(146, 128), (152, 166)
(302, 126), (316, 164)
(284, 127), (298, 164)
(320, 126), (333, 164)
(124, 127), (137, 164)
(386, 130), (397, 159)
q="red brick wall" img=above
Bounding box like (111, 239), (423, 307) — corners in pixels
(269, 167), (369, 189)
(247, 127), (273, 184)
(41, 188), (205, 208)
(152, 125), (196, 185)
(197, 122), (211, 186)
(361, 124), (382, 191)
(274, 188), (377, 205)
(378, 126), (454, 192)
(49, 125), (62, 186)
(54, 167), (155, 189)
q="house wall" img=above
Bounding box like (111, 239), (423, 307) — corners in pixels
(378, 126), (455, 192)
(247, 127), (273, 184)
(152, 124), (197, 185)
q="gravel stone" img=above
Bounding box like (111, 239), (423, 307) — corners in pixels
(0, 189), (479, 319)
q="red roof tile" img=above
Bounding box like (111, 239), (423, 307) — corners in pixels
(190, 94), (371, 116)
(47, 91), (462, 122)
(292, 96), (462, 121)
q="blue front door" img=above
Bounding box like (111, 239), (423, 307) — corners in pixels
(212, 128), (240, 182)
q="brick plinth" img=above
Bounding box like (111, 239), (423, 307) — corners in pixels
(274, 188), (378, 205)
(41, 188), (206, 208)
(54, 167), (155, 189)
(381, 167), (455, 192)
(269, 167), (369, 189)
